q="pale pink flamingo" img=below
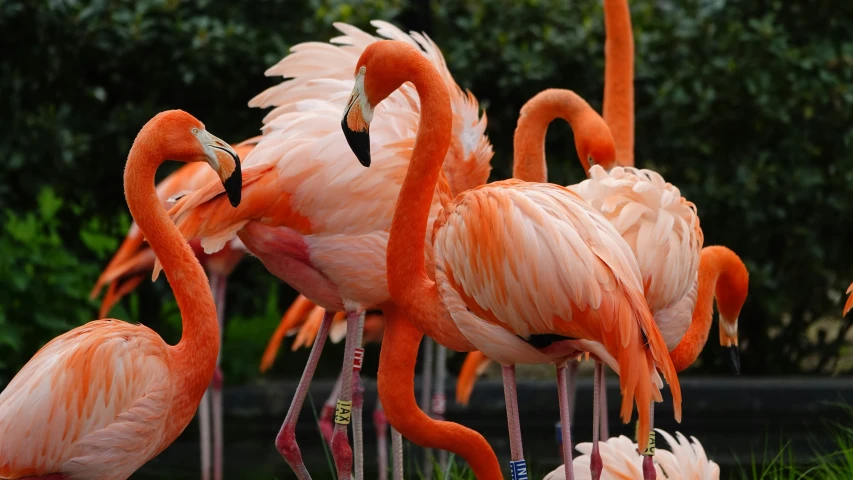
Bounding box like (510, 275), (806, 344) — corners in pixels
(161, 21), (494, 480)
(544, 429), (720, 480)
(89, 140), (258, 480)
(340, 39), (681, 480)
(0, 110), (242, 479)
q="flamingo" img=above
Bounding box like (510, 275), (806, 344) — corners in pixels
(456, 245), (748, 401)
(89, 140), (258, 480)
(843, 282), (853, 317)
(340, 39), (681, 480)
(544, 429), (720, 480)
(162, 21), (494, 480)
(0, 110), (242, 479)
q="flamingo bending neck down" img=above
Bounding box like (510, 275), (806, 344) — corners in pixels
(0, 110), (242, 479)
(341, 40), (682, 480)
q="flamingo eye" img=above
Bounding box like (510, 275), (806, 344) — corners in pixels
(191, 127), (199, 135)
(588, 155), (596, 166)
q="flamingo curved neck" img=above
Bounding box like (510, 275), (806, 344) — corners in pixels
(512, 89), (600, 183)
(670, 248), (739, 372)
(385, 51), (464, 349)
(123, 138), (219, 401)
(603, 0), (635, 165)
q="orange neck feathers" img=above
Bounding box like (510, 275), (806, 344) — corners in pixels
(366, 41), (501, 478)
(513, 89), (616, 182)
(669, 246), (748, 372)
(123, 116), (219, 404)
(383, 45), (472, 352)
(602, 0), (635, 166)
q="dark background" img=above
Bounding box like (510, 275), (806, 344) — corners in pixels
(1, 0), (851, 390)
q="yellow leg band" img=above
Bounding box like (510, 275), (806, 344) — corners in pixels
(335, 399), (353, 425)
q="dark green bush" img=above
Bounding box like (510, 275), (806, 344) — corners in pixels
(1, 0), (851, 382)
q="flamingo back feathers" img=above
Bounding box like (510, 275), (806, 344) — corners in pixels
(433, 180), (681, 450)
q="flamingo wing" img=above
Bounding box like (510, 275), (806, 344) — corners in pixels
(0, 320), (171, 480)
(570, 165), (703, 316)
(433, 180), (681, 440)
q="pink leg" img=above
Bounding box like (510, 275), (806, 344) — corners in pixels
(320, 373), (343, 446)
(590, 362), (603, 480)
(275, 310), (334, 480)
(599, 366), (609, 439)
(501, 365), (524, 461)
(199, 388), (212, 480)
(330, 310), (363, 480)
(353, 314), (366, 480)
(374, 399), (389, 480)
(556, 363), (575, 480)
(211, 273), (228, 480)
(642, 404), (656, 480)
(432, 345), (448, 471)
(420, 337), (435, 476)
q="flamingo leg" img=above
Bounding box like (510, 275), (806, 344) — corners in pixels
(599, 366), (609, 439)
(374, 399), (389, 480)
(210, 272), (228, 480)
(199, 388), (212, 480)
(352, 314), (366, 480)
(433, 345), (448, 472)
(642, 404), (656, 480)
(590, 362), (603, 480)
(501, 365), (524, 462)
(556, 363), (575, 480)
(330, 310), (364, 480)
(275, 310), (334, 480)
(391, 425), (404, 480)
(320, 373), (343, 446)
(420, 337), (435, 477)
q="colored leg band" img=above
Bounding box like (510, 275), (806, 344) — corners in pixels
(334, 399), (353, 425)
(510, 459), (529, 480)
(353, 347), (365, 372)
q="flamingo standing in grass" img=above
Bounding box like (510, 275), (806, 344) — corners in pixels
(0, 110), (242, 479)
(90, 139), (259, 480)
(340, 39), (681, 480)
(163, 21), (494, 480)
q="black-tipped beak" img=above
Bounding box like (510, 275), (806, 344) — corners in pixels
(728, 345), (740, 375)
(341, 106), (371, 167)
(215, 146), (242, 207)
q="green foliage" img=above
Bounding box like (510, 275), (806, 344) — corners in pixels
(0, 188), (106, 383)
(1, 0), (851, 382)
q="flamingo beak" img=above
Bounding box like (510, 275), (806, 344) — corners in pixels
(200, 131), (242, 207)
(342, 92), (371, 167)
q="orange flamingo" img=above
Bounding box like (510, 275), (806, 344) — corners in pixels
(341, 39), (681, 480)
(163, 21), (493, 480)
(0, 110), (242, 479)
(843, 282), (853, 317)
(89, 140), (258, 480)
